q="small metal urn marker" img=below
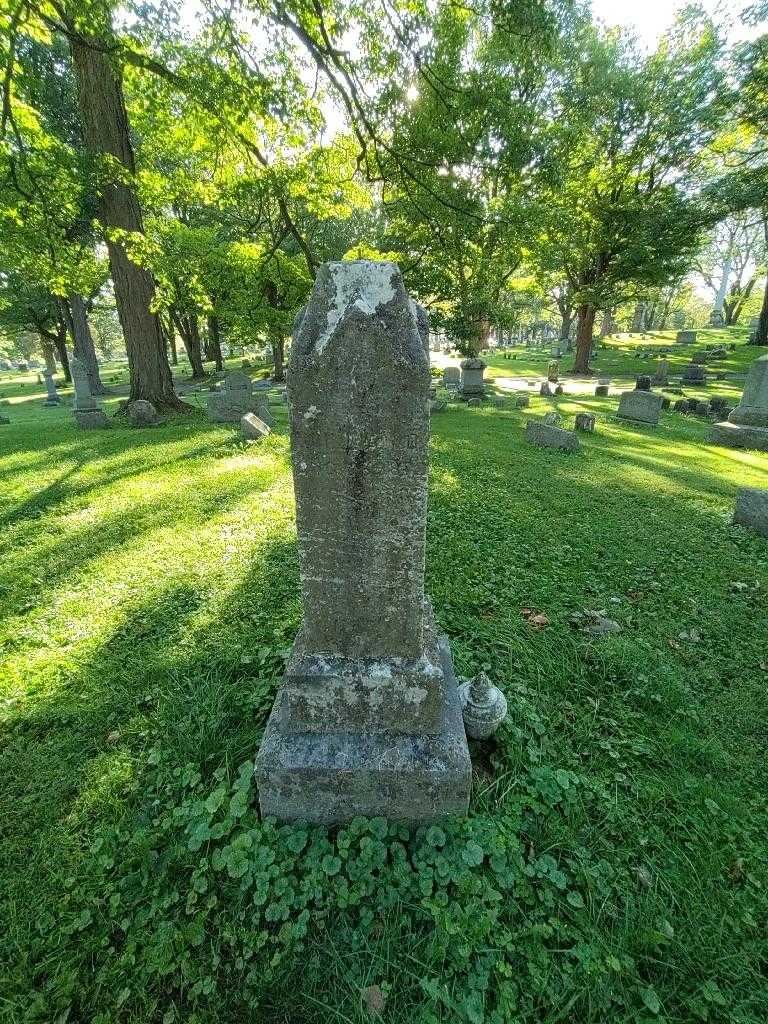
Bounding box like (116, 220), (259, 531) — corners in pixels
(458, 671), (508, 740)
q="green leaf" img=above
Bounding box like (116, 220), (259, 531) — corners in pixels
(462, 840), (484, 867)
(640, 987), (661, 1015)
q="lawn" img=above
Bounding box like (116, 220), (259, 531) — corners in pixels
(1, 333), (767, 1023)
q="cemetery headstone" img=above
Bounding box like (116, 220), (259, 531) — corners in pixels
(681, 364), (706, 384)
(547, 359), (559, 383)
(595, 384), (610, 397)
(711, 353), (768, 452)
(575, 412), (596, 432)
(635, 374), (652, 391)
(691, 352), (708, 365)
(71, 357), (110, 429)
(554, 384), (564, 395)
(126, 400), (159, 427)
(673, 399), (690, 413)
(256, 396), (274, 427)
(617, 389), (663, 426)
(525, 419), (580, 451)
(42, 369), (61, 406)
(0, 414), (10, 425)
(255, 260), (472, 823)
(459, 358), (487, 398)
(241, 412), (270, 440)
(207, 371), (259, 422)
(652, 359), (669, 386)
(515, 394), (530, 408)
(676, 330), (697, 344)
(733, 488), (768, 538)
(540, 381), (553, 397)
(442, 366), (460, 389)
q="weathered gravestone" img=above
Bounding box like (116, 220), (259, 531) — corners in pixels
(617, 389), (663, 426)
(711, 353), (768, 452)
(207, 371), (259, 422)
(575, 412), (596, 432)
(126, 400), (159, 427)
(525, 419), (580, 451)
(673, 399), (690, 413)
(442, 366), (460, 389)
(459, 358), (487, 398)
(595, 384), (610, 397)
(540, 381), (553, 397)
(71, 357), (110, 429)
(681, 363), (706, 384)
(42, 369), (61, 407)
(733, 487), (768, 538)
(255, 260), (472, 823)
(241, 412), (270, 440)
(652, 359), (669, 387)
(635, 374), (652, 391)
(515, 394), (530, 408)
(676, 330), (697, 344)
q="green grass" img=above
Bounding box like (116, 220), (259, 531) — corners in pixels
(483, 326), (756, 386)
(1, 333), (767, 1023)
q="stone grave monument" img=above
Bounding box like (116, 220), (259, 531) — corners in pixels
(681, 363), (706, 384)
(676, 330), (697, 344)
(652, 359), (669, 387)
(255, 260), (472, 823)
(711, 353), (768, 452)
(71, 357), (110, 429)
(459, 358), (486, 399)
(207, 371), (263, 422)
(42, 369), (61, 407)
(443, 366), (460, 389)
(617, 389), (663, 426)
(733, 487), (768, 538)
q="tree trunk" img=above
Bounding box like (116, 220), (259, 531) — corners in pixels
(559, 309), (573, 344)
(271, 334), (286, 383)
(574, 304), (596, 374)
(39, 335), (57, 374)
(63, 294), (107, 394)
(750, 276), (768, 346)
(160, 315), (178, 365)
(51, 320), (71, 382)
(69, 35), (184, 412)
(600, 309), (614, 337)
(207, 314), (224, 371)
(171, 311), (206, 379)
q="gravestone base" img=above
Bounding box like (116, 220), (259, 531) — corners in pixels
(74, 409), (110, 429)
(44, 397), (62, 407)
(711, 421), (768, 452)
(255, 632), (471, 824)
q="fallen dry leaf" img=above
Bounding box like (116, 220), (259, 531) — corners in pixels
(529, 613), (550, 629)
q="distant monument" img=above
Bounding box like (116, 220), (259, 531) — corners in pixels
(42, 369), (61, 407)
(256, 261), (472, 823)
(207, 371), (258, 422)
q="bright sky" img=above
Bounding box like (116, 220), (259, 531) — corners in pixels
(591, 0), (763, 47)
